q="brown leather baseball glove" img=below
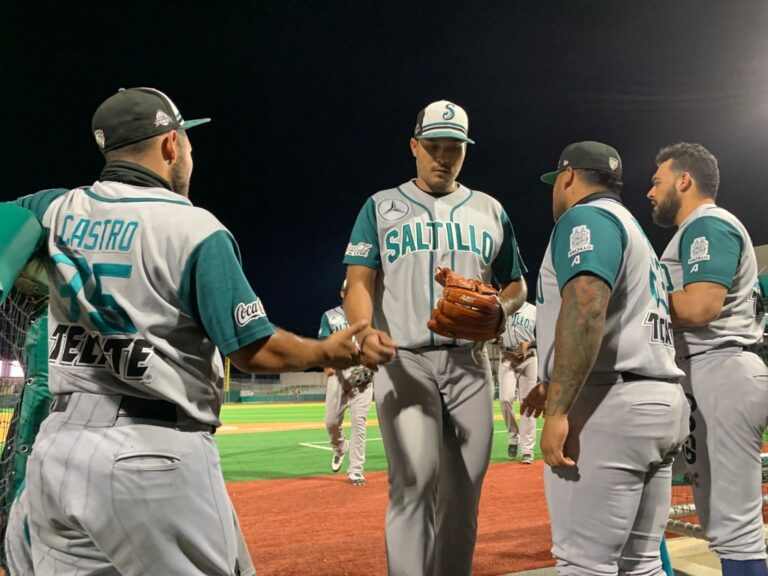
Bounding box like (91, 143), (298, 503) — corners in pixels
(427, 267), (505, 341)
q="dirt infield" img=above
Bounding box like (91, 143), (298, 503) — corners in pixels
(229, 460), (554, 576)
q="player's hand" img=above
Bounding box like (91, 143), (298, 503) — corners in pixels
(540, 414), (575, 468)
(521, 383), (547, 417)
(359, 329), (398, 369)
(320, 321), (368, 369)
(324, 367), (336, 377)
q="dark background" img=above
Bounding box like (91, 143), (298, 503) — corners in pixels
(2, 1), (767, 337)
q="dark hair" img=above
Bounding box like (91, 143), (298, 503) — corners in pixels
(655, 142), (719, 199)
(103, 129), (186, 161)
(576, 169), (623, 195)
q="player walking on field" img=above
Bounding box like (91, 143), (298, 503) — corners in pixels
(648, 142), (768, 576)
(498, 301), (537, 463)
(344, 100), (527, 576)
(524, 141), (689, 576)
(2, 87), (379, 576)
(319, 280), (374, 486)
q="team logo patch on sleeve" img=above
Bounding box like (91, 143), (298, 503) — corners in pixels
(567, 225), (594, 258)
(235, 299), (267, 326)
(687, 236), (710, 264)
(345, 242), (373, 257)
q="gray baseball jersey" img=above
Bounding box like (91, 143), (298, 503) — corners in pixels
(662, 203), (768, 561)
(501, 301), (536, 348)
(660, 203), (764, 356)
(344, 180), (526, 348)
(537, 195), (683, 382)
(15, 179), (275, 426)
(14, 165), (272, 575)
(536, 192), (689, 573)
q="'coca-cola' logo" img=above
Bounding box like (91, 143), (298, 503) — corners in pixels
(235, 299), (266, 326)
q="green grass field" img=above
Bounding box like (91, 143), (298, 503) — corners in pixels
(216, 402), (542, 482)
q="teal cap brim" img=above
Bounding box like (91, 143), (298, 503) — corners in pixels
(540, 170), (558, 185)
(416, 131), (475, 145)
(180, 118), (211, 130)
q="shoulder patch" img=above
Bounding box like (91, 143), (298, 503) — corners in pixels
(687, 236), (710, 265)
(567, 225), (594, 258)
(345, 242), (373, 257)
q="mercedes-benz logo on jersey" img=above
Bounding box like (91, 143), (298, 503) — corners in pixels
(378, 199), (410, 222)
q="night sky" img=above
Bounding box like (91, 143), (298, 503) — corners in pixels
(2, 1), (767, 337)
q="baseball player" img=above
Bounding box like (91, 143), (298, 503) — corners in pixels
(4, 87), (375, 576)
(523, 141), (689, 575)
(498, 300), (537, 463)
(648, 142), (768, 576)
(319, 280), (374, 486)
(343, 100), (528, 576)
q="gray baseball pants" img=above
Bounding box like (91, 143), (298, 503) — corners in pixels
(677, 348), (768, 561)
(545, 379), (689, 576)
(25, 392), (247, 576)
(5, 483), (256, 576)
(325, 375), (373, 475)
(498, 353), (538, 454)
(374, 345), (494, 576)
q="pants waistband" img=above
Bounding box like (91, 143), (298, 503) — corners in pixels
(680, 343), (761, 361)
(51, 393), (215, 433)
(587, 372), (679, 385)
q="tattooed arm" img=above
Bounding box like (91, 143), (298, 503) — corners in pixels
(541, 273), (611, 467)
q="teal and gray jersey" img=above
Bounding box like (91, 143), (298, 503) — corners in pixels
(660, 204), (764, 356)
(536, 194), (683, 383)
(14, 177), (275, 426)
(318, 306), (348, 339)
(501, 301), (536, 348)
(343, 180), (527, 349)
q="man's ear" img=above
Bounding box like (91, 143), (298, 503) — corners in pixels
(160, 130), (180, 164)
(562, 166), (576, 191)
(677, 171), (694, 194)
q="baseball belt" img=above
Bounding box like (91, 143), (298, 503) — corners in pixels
(681, 343), (761, 361)
(51, 393), (215, 433)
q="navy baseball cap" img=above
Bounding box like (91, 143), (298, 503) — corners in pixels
(414, 100), (475, 144)
(92, 87), (211, 152)
(540, 141), (622, 185)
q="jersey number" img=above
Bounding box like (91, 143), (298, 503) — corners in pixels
(52, 254), (137, 335)
(649, 257), (674, 314)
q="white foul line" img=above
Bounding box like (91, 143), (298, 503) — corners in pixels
(299, 437), (383, 452)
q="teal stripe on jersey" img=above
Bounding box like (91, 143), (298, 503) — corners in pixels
(318, 313), (332, 340)
(343, 197), (381, 269)
(15, 188), (70, 221)
(492, 208), (527, 285)
(449, 189), (474, 270)
(679, 216), (743, 289)
(396, 186), (437, 345)
(84, 188), (190, 205)
(551, 206), (626, 291)
(179, 230), (274, 356)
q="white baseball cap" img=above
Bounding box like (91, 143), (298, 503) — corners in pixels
(413, 100), (474, 144)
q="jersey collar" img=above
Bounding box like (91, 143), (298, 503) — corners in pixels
(99, 161), (174, 192)
(574, 191), (623, 207)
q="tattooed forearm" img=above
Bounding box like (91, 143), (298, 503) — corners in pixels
(546, 274), (611, 416)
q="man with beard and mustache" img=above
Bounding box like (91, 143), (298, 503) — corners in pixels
(1, 87), (374, 576)
(649, 142), (768, 576)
